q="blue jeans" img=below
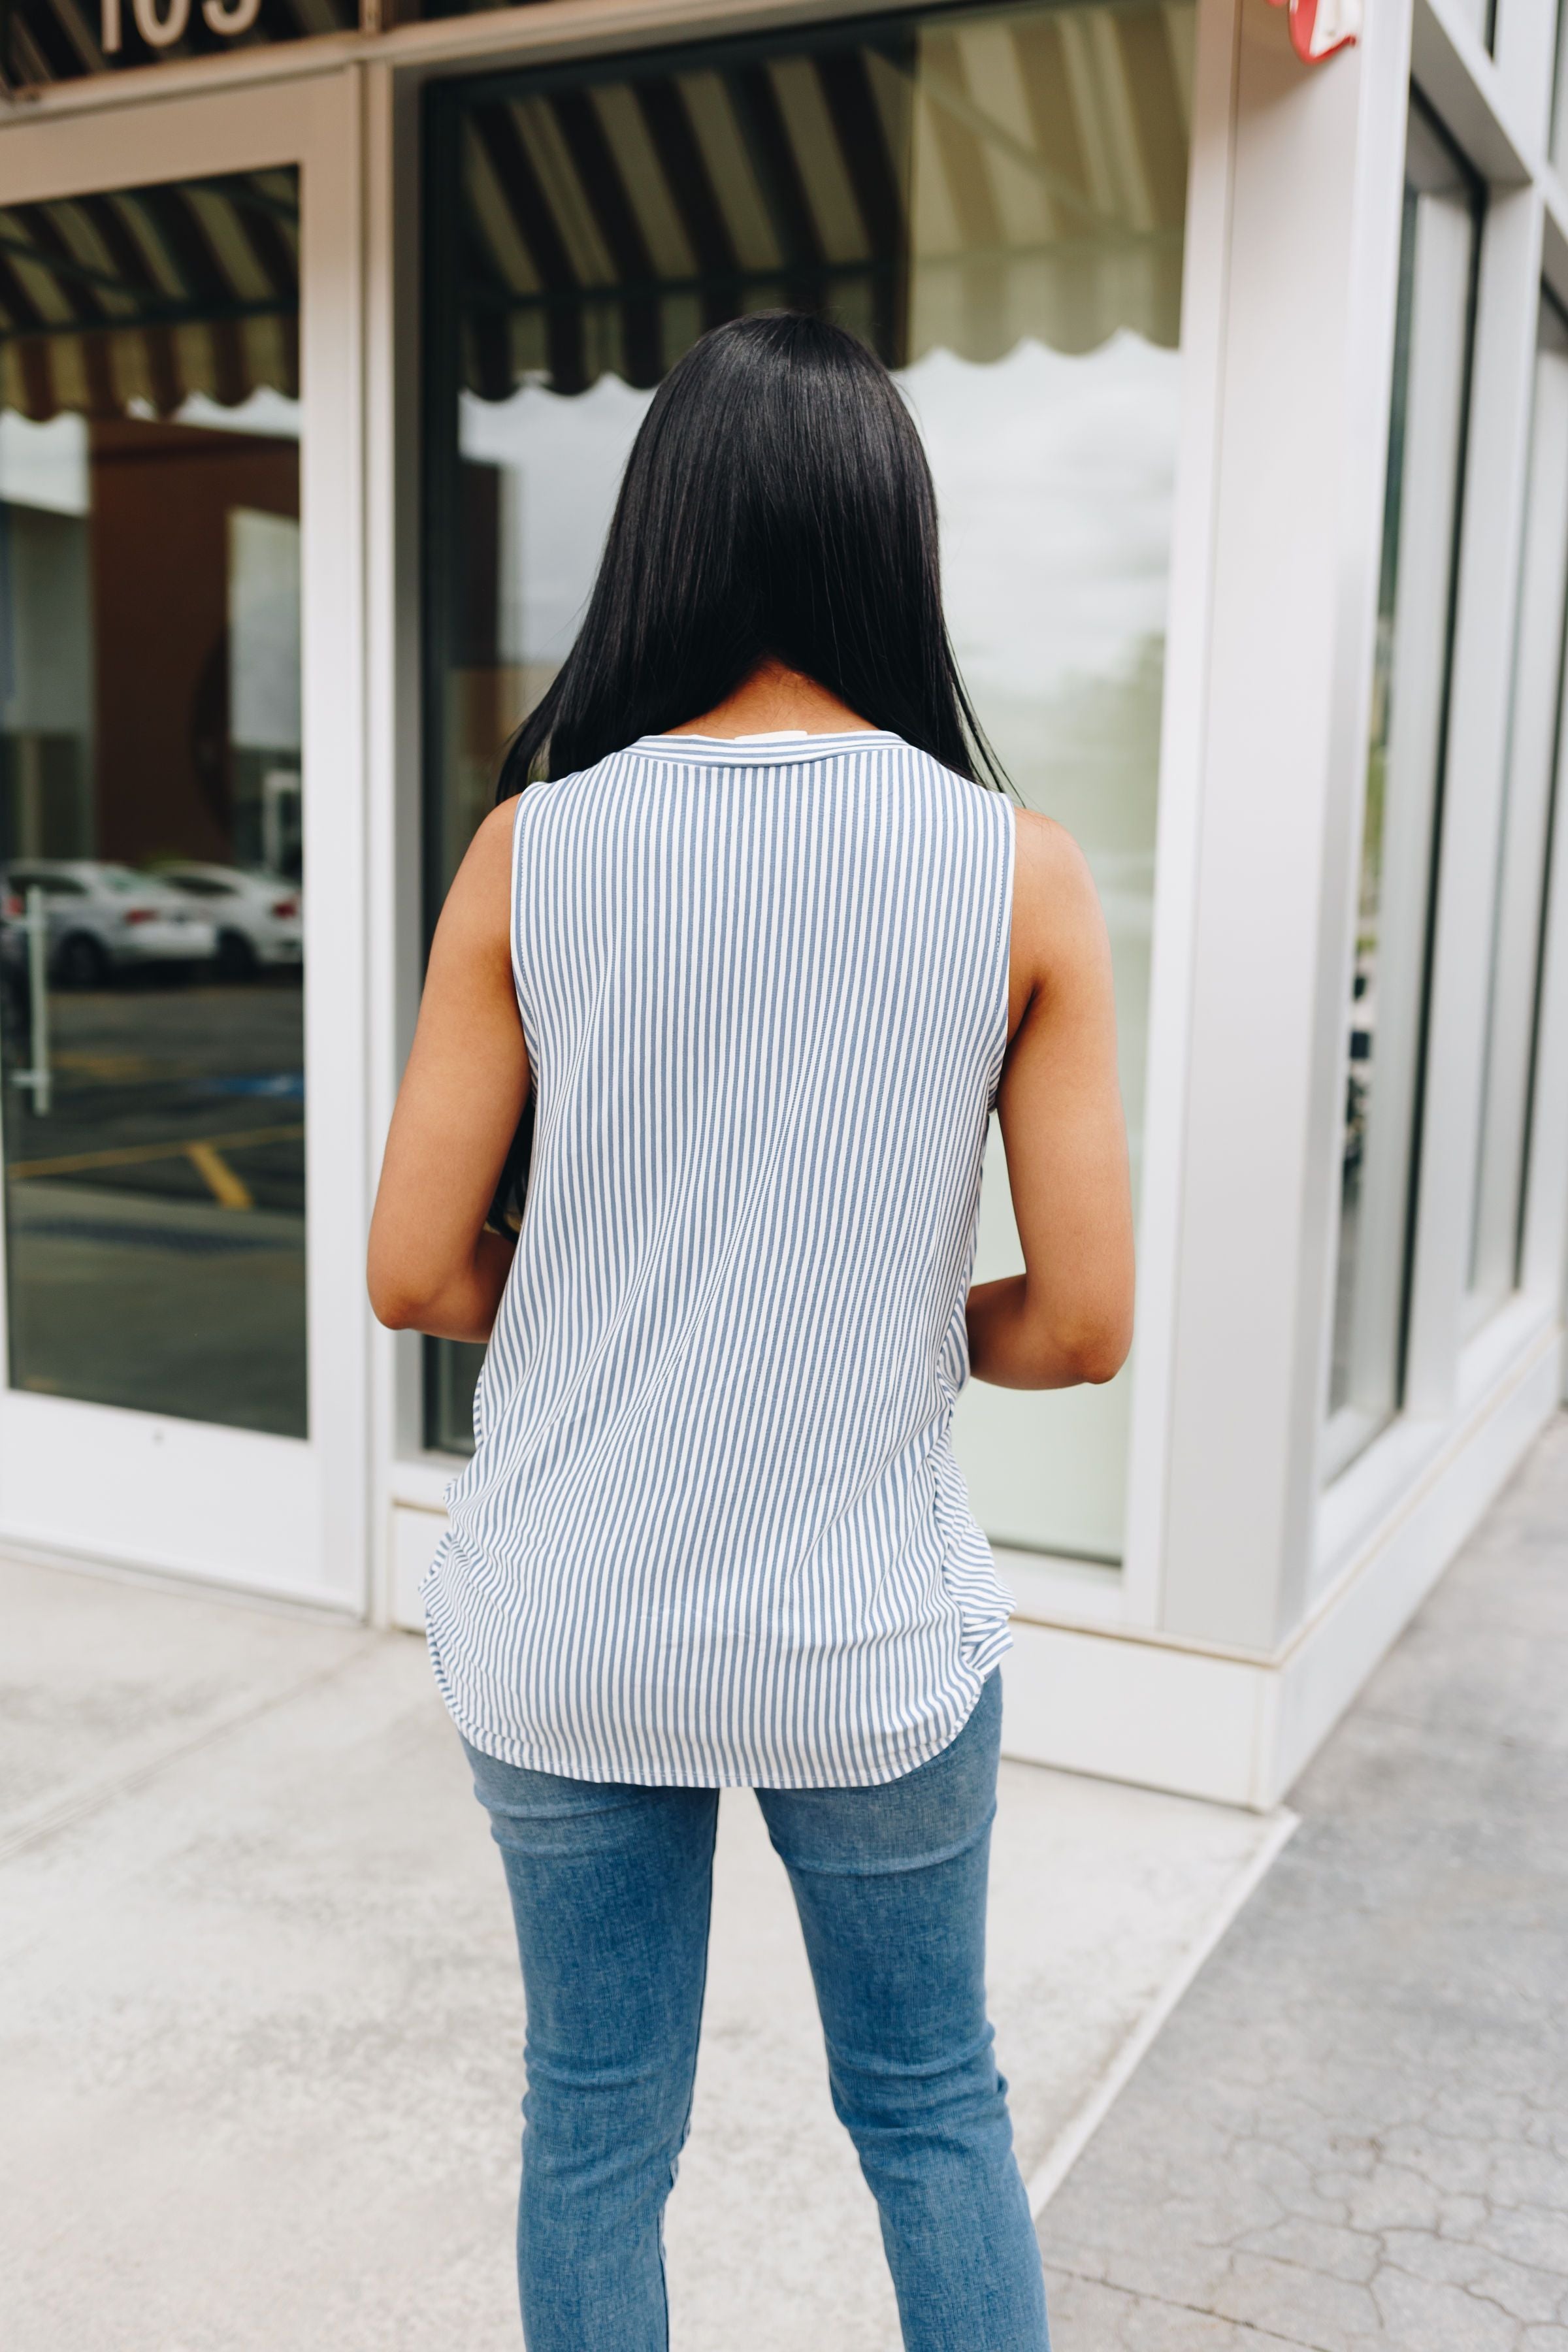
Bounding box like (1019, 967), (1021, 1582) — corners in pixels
(462, 1671), (1049, 2351)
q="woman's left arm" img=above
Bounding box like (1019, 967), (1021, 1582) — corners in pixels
(367, 800), (530, 1342)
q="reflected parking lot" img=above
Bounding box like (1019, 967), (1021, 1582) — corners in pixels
(0, 173), (306, 1445)
(1, 972), (306, 1437)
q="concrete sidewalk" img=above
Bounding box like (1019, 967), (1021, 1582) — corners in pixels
(0, 1546), (1281, 2352)
(1036, 1416), (1568, 2349)
(11, 1409), (1558, 2352)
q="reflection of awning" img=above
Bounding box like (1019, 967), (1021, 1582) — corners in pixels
(455, 3), (1192, 397)
(0, 171), (298, 422)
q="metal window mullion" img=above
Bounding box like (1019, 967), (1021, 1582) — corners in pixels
(1517, 619), (1568, 1322)
(1402, 178), (1544, 1414)
(1342, 178), (1478, 1423)
(1491, 0), (1562, 164)
(1468, 323), (1568, 1309)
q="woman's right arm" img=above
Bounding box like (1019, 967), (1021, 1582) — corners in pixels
(965, 809), (1135, 1390)
(367, 800), (529, 1343)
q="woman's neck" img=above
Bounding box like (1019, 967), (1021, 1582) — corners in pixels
(666, 659), (876, 740)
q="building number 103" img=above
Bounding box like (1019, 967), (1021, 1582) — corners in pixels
(101, 0), (261, 50)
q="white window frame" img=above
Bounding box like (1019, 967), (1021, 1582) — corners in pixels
(1311, 0), (1568, 1611)
(0, 74), (369, 1609)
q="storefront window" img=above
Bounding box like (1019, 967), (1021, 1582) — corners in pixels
(0, 169), (306, 1437)
(1326, 107), (1481, 1471)
(1553, 1), (1568, 174)
(423, 1), (1196, 1569)
(1466, 296), (1568, 1324)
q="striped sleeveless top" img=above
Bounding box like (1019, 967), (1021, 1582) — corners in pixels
(422, 728), (1017, 1788)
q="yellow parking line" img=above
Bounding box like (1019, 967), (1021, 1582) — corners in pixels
(185, 1141), (253, 1211)
(6, 1122), (304, 1182)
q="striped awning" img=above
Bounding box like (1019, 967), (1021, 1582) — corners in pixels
(0, 1), (1192, 417)
(455, 2), (1194, 399)
(0, 169), (299, 421)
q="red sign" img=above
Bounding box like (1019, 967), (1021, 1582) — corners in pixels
(1267, 0), (1360, 63)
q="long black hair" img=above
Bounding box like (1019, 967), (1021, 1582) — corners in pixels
(483, 311), (1004, 1229)
(495, 310), (1004, 797)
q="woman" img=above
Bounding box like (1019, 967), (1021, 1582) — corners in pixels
(368, 312), (1133, 2352)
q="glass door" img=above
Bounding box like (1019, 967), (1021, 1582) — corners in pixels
(0, 76), (365, 1603)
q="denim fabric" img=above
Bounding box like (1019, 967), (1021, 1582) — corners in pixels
(462, 1671), (1050, 2351)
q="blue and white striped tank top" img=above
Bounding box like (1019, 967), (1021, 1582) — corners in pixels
(423, 728), (1017, 1788)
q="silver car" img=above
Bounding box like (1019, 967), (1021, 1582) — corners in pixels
(2, 861), (218, 987)
(154, 863), (303, 979)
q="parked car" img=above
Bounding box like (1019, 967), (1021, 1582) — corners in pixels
(1, 862), (218, 987)
(0, 884), (27, 1019)
(154, 863), (303, 979)
(1343, 956), (1376, 1177)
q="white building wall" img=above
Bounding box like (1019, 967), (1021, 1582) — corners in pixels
(3, 0), (1567, 1810)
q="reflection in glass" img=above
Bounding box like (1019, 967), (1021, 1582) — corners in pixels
(425, 7), (1195, 1563)
(0, 171), (306, 1438)
(1467, 300), (1568, 1321)
(1326, 114), (1480, 1469)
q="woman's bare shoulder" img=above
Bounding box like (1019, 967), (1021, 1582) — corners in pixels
(1010, 806), (1105, 971)
(448, 798), (518, 913)
(470, 796), (522, 881)
(427, 798), (519, 980)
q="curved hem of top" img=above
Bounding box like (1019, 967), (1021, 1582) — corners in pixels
(427, 1622), (1013, 1792)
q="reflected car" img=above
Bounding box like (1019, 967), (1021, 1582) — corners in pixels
(1344, 958), (1376, 1176)
(1, 862), (218, 987)
(0, 885), (27, 1013)
(154, 864), (303, 979)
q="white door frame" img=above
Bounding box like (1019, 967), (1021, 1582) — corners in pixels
(0, 74), (369, 1612)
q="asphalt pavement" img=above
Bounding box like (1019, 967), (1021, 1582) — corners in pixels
(1037, 1416), (1568, 2350)
(0, 972), (306, 1435)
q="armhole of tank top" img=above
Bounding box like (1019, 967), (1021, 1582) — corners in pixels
(506, 791), (529, 1021)
(992, 797), (1019, 1104)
